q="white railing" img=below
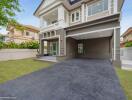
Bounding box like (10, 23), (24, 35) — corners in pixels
(41, 20), (68, 32)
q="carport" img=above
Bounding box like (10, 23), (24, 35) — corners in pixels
(66, 28), (113, 59)
(65, 14), (121, 66)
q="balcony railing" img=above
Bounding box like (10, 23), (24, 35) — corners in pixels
(41, 20), (68, 32)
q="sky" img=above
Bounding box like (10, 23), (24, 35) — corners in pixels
(0, 0), (131, 35)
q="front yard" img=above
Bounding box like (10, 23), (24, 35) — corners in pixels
(0, 59), (131, 100)
(0, 59), (53, 84)
(115, 68), (132, 100)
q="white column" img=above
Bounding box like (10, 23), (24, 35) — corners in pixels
(114, 0), (118, 13)
(113, 28), (116, 60)
(113, 27), (120, 61)
(81, 3), (85, 23)
(40, 17), (47, 29)
(58, 5), (65, 26)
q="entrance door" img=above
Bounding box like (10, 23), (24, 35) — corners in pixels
(50, 42), (58, 56)
(78, 43), (84, 55)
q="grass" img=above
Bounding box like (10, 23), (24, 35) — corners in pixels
(115, 68), (132, 100)
(0, 59), (53, 84)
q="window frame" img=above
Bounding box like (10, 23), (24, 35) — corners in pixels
(71, 9), (81, 23)
(26, 32), (30, 36)
(78, 43), (84, 54)
(86, 0), (109, 17)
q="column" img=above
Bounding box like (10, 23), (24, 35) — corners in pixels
(58, 5), (65, 26)
(113, 27), (121, 66)
(39, 39), (44, 55)
(81, 3), (85, 23)
(114, 0), (118, 13)
(40, 17), (47, 28)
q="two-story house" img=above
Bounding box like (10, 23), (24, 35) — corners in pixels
(121, 27), (132, 47)
(34, 0), (124, 66)
(7, 24), (40, 43)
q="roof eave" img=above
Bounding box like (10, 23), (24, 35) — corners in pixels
(33, 0), (45, 17)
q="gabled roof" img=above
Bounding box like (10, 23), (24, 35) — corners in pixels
(34, 0), (82, 16)
(34, 0), (45, 16)
(121, 27), (132, 37)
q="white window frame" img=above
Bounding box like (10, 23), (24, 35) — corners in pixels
(86, 0), (109, 18)
(71, 9), (81, 23)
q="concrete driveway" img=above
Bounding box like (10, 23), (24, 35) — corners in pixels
(0, 59), (126, 100)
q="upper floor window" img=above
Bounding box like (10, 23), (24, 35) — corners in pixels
(26, 32), (30, 36)
(87, 0), (108, 16)
(71, 10), (80, 23)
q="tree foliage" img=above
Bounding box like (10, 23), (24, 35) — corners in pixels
(0, 0), (21, 27)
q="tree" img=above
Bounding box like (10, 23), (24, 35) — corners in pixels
(0, 0), (21, 27)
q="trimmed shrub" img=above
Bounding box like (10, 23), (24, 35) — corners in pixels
(4, 42), (19, 48)
(125, 41), (132, 47)
(26, 41), (39, 49)
(0, 41), (4, 49)
(0, 41), (39, 49)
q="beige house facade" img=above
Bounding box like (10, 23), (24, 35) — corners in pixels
(122, 27), (132, 42)
(34, 0), (124, 66)
(7, 25), (40, 43)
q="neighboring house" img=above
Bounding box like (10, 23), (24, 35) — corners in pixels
(0, 34), (10, 42)
(7, 25), (40, 43)
(34, 0), (124, 66)
(121, 27), (132, 47)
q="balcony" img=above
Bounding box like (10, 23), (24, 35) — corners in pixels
(41, 20), (67, 32)
(40, 6), (69, 33)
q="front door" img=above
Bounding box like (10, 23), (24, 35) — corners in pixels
(50, 42), (58, 56)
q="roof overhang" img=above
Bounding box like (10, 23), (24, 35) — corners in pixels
(66, 27), (113, 40)
(34, 0), (45, 16)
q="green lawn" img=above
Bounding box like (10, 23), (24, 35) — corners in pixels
(115, 68), (132, 100)
(0, 59), (53, 84)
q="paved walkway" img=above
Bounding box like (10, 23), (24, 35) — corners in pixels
(0, 59), (126, 100)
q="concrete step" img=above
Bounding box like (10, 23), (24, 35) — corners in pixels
(37, 56), (58, 62)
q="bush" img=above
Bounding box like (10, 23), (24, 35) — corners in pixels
(26, 41), (39, 49)
(125, 41), (132, 47)
(4, 42), (19, 48)
(0, 41), (39, 49)
(0, 41), (4, 49)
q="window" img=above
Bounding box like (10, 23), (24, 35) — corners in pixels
(71, 10), (80, 23)
(44, 33), (46, 38)
(51, 31), (55, 36)
(48, 32), (50, 37)
(78, 43), (83, 54)
(87, 0), (108, 16)
(26, 32), (29, 36)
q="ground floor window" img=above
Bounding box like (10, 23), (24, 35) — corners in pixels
(78, 43), (84, 54)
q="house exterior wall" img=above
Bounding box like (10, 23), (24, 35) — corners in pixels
(66, 37), (78, 58)
(77, 37), (111, 59)
(66, 17), (120, 36)
(8, 28), (39, 43)
(123, 33), (132, 42)
(36, 0), (123, 66)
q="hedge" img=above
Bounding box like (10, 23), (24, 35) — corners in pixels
(125, 41), (132, 47)
(0, 41), (39, 49)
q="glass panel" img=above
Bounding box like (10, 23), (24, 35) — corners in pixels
(103, 0), (108, 10)
(76, 11), (80, 21)
(72, 13), (75, 22)
(78, 43), (83, 54)
(87, 0), (108, 16)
